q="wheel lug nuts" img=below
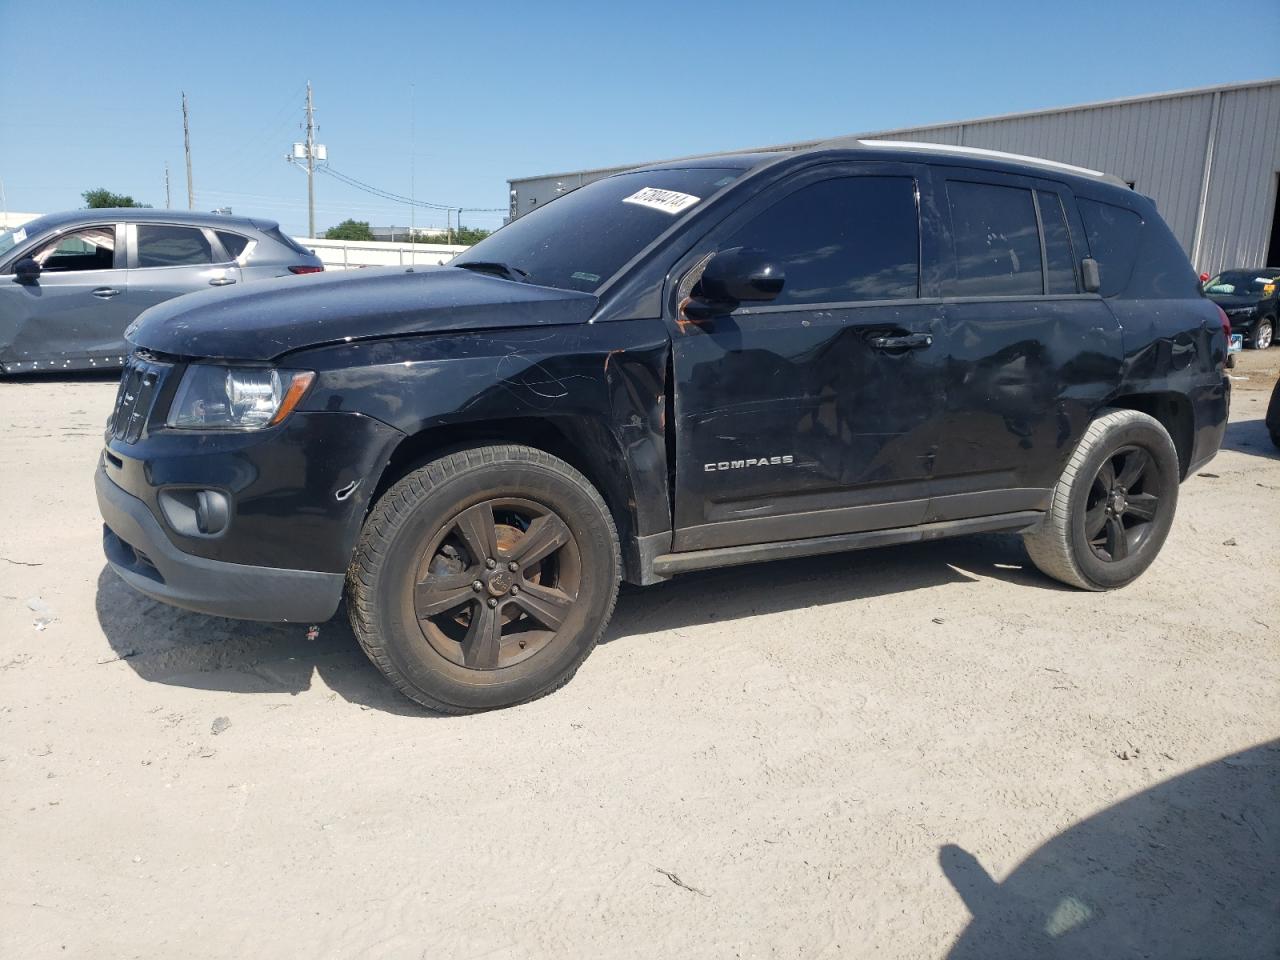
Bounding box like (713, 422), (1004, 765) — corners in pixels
(471, 580), (482, 591)
(485, 558), (496, 569)
(486, 598), (497, 608)
(508, 561), (518, 572)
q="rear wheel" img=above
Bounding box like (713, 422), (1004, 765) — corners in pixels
(347, 445), (619, 713)
(1023, 409), (1180, 591)
(1251, 318), (1274, 350)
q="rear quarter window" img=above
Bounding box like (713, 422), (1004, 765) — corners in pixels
(1079, 197), (1198, 299)
(1078, 199), (1141, 297)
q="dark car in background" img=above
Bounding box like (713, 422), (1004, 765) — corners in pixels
(1203, 268), (1279, 349)
(0, 210), (323, 374)
(96, 142), (1230, 713)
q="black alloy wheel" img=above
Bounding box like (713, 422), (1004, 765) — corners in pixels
(413, 498), (581, 671)
(1082, 445), (1166, 563)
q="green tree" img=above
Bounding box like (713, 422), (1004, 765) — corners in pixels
(412, 226), (491, 246)
(82, 188), (149, 209)
(324, 219), (375, 241)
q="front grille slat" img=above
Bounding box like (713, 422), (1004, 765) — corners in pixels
(110, 356), (171, 443)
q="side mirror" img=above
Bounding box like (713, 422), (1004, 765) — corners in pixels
(1081, 257), (1101, 294)
(13, 257), (41, 285)
(685, 247), (784, 320)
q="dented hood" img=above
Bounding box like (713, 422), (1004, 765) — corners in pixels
(126, 265), (599, 361)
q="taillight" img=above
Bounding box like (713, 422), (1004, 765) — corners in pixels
(1218, 305), (1231, 340)
(288, 265), (324, 275)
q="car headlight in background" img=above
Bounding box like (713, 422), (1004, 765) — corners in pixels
(1225, 307), (1255, 316)
(167, 365), (315, 430)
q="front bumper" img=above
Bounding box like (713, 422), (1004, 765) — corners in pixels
(97, 466), (345, 622)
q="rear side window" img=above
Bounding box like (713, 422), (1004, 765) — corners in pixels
(1078, 199), (1142, 297)
(136, 225), (213, 267)
(1037, 190), (1078, 294)
(723, 176), (920, 305)
(215, 231), (250, 259)
(264, 226), (314, 257)
(945, 180), (1042, 296)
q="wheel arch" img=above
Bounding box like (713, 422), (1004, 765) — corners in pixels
(367, 416), (653, 582)
(1105, 392), (1194, 479)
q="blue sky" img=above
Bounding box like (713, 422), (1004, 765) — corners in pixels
(2, 0), (1274, 236)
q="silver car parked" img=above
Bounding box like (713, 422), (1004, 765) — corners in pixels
(0, 210), (324, 374)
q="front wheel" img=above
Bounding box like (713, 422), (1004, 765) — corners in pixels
(347, 445), (620, 713)
(1023, 409), (1180, 591)
(1251, 318), (1274, 350)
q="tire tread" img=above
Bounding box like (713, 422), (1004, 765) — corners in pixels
(346, 444), (619, 714)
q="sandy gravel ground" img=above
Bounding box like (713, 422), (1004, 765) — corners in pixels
(1, 354), (1277, 959)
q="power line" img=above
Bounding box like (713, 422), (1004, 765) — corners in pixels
(317, 165), (505, 212)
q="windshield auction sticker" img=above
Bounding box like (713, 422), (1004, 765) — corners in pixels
(623, 187), (701, 215)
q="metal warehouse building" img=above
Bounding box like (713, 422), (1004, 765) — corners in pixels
(508, 78), (1280, 276)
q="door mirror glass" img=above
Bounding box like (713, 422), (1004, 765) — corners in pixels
(1081, 257), (1101, 293)
(697, 246), (785, 308)
(13, 257), (41, 285)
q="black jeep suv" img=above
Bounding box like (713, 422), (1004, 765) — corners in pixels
(97, 142), (1230, 713)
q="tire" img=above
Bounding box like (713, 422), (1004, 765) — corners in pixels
(347, 444), (620, 713)
(1023, 409), (1180, 591)
(1252, 318), (1274, 350)
(1266, 380), (1280, 451)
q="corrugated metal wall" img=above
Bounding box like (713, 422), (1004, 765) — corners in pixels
(1198, 84), (1280, 272)
(509, 81), (1280, 274)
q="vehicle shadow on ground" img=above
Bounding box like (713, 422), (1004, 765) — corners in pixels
(941, 738), (1280, 959)
(95, 533), (1061, 715)
(1217, 413), (1278, 459)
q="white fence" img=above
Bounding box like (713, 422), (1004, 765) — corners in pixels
(297, 237), (470, 271)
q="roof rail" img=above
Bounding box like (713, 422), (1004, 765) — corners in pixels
(857, 139), (1129, 187)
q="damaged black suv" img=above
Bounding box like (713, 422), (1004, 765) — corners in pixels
(97, 142), (1230, 713)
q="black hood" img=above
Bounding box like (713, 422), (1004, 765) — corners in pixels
(126, 265), (599, 361)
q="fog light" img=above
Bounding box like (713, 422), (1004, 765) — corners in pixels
(196, 490), (230, 535)
(158, 488), (230, 537)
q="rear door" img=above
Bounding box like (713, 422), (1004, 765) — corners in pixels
(126, 222), (242, 319)
(0, 222), (131, 371)
(667, 162), (950, 551)
(929, 170), (1122, 519)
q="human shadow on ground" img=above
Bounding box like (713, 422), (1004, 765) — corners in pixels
(942, 738), (1280, 959)
(96, 532), (1061, 715)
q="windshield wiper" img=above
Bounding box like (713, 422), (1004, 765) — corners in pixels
(455, 261), (530, 283)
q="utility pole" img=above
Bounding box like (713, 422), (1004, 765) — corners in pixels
(164, 162), (171, 208)
(182, 92), (194, 210)
(305, 81), (316, 238)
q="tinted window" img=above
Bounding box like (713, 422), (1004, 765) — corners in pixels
(136, 225), (213, 267)
(33, 226), (116, 272)
(946, 181), (1043, 296)
(1037, 190), (1077, 294)
(265, 226), (313, 257)
(1078, 199), (1142, 297)
(722, 176), (919, 306)
(216, 231), (250, 259)
(454, 167), (745, 293)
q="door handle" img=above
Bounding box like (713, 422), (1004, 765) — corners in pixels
(208, 277), (236, 286)
(870, 332), (933, 350)
(92, 287), (122, 299)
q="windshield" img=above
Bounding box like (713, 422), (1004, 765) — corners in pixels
(454, 168), (745, 293)
(0, 214), (59, 260)
(0, 225), (30, 258)
(1204, 270), (1279, 297)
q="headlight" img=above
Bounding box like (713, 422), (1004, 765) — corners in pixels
(1226, 307), (1254, 316)
(167, 365), (315, 430)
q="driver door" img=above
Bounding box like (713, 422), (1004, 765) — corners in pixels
(0, 223), (130, 371)
(666, 163), (949, 551)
